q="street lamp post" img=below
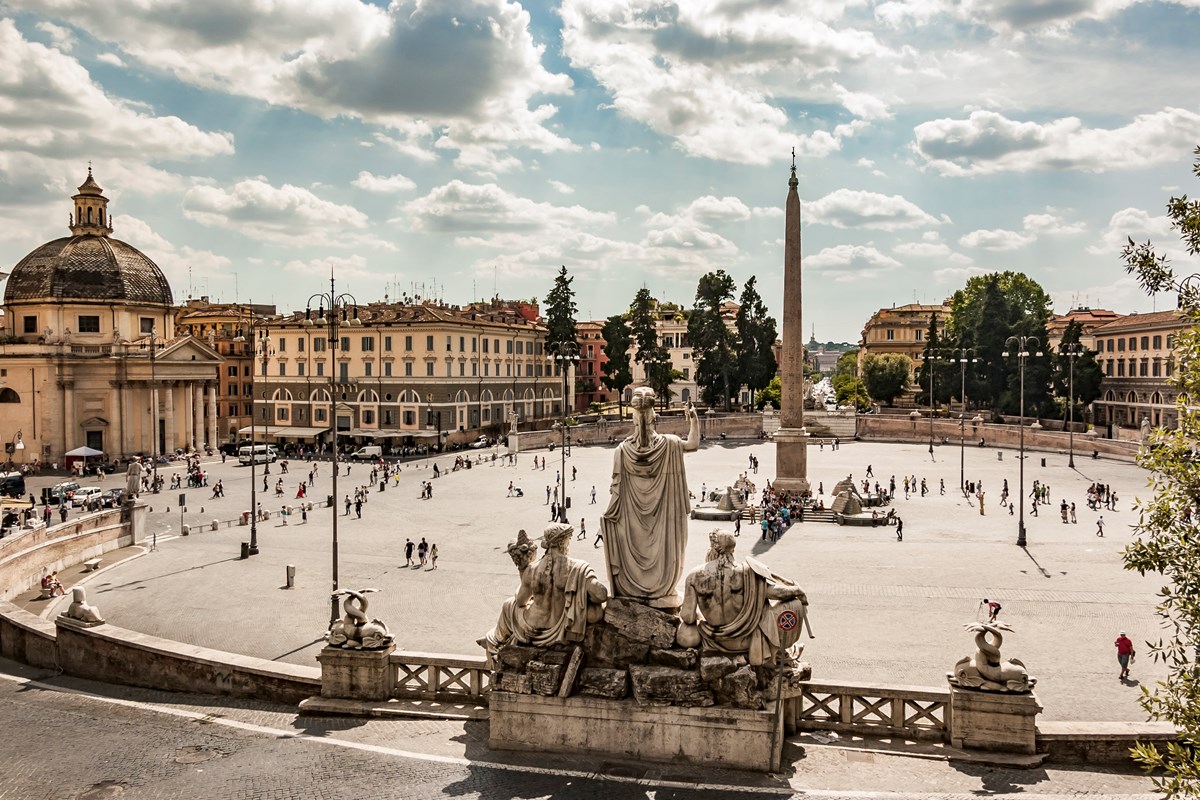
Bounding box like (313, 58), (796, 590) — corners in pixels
(233, 314), (271, 555)
(1003, 335), (1043, 548)
(1061, 343), (1083, 469)
(918, 354), (937, 457)
(304, 275), (361, 627)
(551, 341), (579, 523)
(4, 431), (23, 473)
(937, 347), (979, 493)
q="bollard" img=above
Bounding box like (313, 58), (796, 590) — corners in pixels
(327, 494), (334, 508)
(240, 542), (250, 560)
(286, 564), (296, 589)
(380, 481), (385, 492)
(181, 524), (190, 536)
(211, 519), (219, 531)
(1040, 457), (1046, 467)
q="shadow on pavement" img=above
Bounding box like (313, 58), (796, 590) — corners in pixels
(92, 556), (244, 593)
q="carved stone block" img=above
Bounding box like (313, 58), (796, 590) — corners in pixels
(649, 647), (697, 670)
(576, 668), (629, 699)
(583, 622), (650, 669)
(528, 661), (564, 696)
(700, 655), (739, 684)
(603, 598), (679, 648)
(630, 665), (714, 708)
(494, 672), (533, 694)
(498, 645), (542, 672)
(715, 666), (764, 710)
(558, 647), (584, 698)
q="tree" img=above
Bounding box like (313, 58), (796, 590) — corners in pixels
(915, 313), (954, 408)
(600, 314), (633, 418)
(861, 353), (910, 406)
(689, 271), (738, 409)
(836, 378), (872, 410)
(1052, 320), (1103, 421)
(629, 288), (672, 406)
(755, 375), (781, 409)
(736, 276), (779, 405)
(1120, 145), (1200, 799)
(543, 265), (578, 347)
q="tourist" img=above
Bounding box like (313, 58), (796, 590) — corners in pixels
(895, 517), (903, 541)
(578, 519), (586, 541)
(590, 485), (596, 504)
(41, 571), (65, 597)
(1096, 515), (1105, 537)
(1114, 631), (1135, 679)
(984, 599), (1002, 622)
(428, 543), (438, 570)
(866, 464), (874, 478)
(404, 538), (414, 567)
(1070, 503), (1077, 524)
(417, 537), (428, 568)
(545, 485), (551, 505)
(344, 495), (351, 516)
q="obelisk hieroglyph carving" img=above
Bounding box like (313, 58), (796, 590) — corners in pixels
(774, 153), (810, 493)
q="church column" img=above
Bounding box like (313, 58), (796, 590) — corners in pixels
(185, 383), (195, 450)
(61, 378), (75, 459)
(194, 382), (204, 448)
(208, 383), (218, 448)
(116, 380), (127, 459)
(151, 382), (159, 457)
(163, 381), (175, 454)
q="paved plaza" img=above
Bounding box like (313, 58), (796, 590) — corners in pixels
(32, 437), (1163, 724)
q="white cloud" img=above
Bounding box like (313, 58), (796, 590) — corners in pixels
(283, 254), (376, 281)
(893, 239), (973, 264)
(95, 52), (125, 67)
(117, 216), (232, 289)
(183, 178), (371, 246)
(807, 188), (940, 231)
(647, 195), (752, 227)
(913, 108), (1200, 176)
(548, 180), (574, 195)
(807, 244), (901, 281)
(933, 265), (988, 282)
(1022, 211), (1085, 236)
(958, 228), (1035, 251)
(1087, 207), (1190, 261)
(403, 180), (614, 235)
(351, 171), (416, 193)
(753, 206), (784, 218)
(35, 20), (75, 50)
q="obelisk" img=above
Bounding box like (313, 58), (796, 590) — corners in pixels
(773, 154), (810, 493)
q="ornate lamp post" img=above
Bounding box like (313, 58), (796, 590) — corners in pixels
(917, 354), (937, 457)
(4, 431), (23, 473)
(551, 341), (579, 523)
(1060, 342), (1084, 468)
(233, 313), (272, 555)
(1003, 335), (1043, 548)
(304, 276), (361, 626)
(938, 347), (979, 493)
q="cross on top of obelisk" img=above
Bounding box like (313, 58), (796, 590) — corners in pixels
(791, 147), (795, 169)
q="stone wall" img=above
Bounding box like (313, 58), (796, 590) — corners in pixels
(1037, 721), (1178, 765)
(856, 416), (1140, 461)
(0, 600), (57, 669)
(512, 412), (765, 452)
(0, 506), (138, 601)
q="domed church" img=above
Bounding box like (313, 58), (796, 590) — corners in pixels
(0, 170), (222, 464)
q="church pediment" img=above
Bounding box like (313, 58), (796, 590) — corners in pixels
(156, 335), (224, 364)
(79, 416), (108, 427)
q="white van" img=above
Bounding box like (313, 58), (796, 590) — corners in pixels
(350, 445), (382, 460)
(72, 486), (105, 508)
(238, 445), (278, 465)
(823, 396), (838, 412)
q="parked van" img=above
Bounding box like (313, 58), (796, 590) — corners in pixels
(238, 445), (278, 465)
(72, 487), (105, 508)
(0, 472), (26, 498)
(350, 445), (382, 460)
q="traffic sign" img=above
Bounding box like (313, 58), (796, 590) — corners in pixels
(777, 609), (798, 632)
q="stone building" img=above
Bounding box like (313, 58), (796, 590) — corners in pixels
(858, 302), (951, 372)
(1091, 310), (1187, 432)
(0, 171), (222, 464)
(574, 319), (610, 412)
(249, 299), (561, 449)
(1045, 306), (1123, 351)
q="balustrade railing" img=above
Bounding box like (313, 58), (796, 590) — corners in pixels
(390, 650), (489, 703)
(69, 344), (113, 356)
(786, 679), (950, 742)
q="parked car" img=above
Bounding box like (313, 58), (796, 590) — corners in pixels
(350, 445), (382, 460)
(102, 488), (126, 508)
(0, 472), (26, 498)
(72, 487), (105, 508)
(41, 481), (81, 506)
(469, 436), (491, 449)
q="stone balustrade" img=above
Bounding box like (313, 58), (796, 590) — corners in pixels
(390, 650), (490, 702)
(788, 679), (951, 742)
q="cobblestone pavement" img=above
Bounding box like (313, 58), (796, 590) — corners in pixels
(0, 658), (1159, 799)
(27, 440), (1164, 723)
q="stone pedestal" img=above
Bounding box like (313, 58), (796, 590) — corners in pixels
(772, 429), (810, 494)
(489, 691), (782, 773)
(316, 643), (395, 702)
(948, 683), (1042, 754)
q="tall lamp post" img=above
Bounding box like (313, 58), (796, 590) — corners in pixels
(941, 347), (979, 493)
(304, 276), (361, 626)
(143, 326), (164, 494)
(1061, 343), (1084, 468)
(551, 341), (579, 523)
(4, 431), (23, 473)
(917, 354), (937, 457)
(1002, 335), (1043, 548)
(233, 314), (271, 556)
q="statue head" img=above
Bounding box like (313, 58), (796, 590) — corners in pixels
(705, 530), (737, 564)
(630, 386), (657, 443)
(541, 521), (574, 552)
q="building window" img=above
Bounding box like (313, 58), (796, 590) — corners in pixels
(315, 408), (327, 422)
(244, 403), (252, 416)
(483, 338), (489, 353)
(384, 362), (392, 377)
(1117, 339), (1125, 352)
(363, 410), (375, 424)
(446, 335), (452, 352)
(277, 407), (289, 420)
(472, 338), (477, 353)
(472, 363), (477, 377)
(426, 362), (434, 376)
(1117, 360), (1125, 377)
(1128, 337), (1136, 351)
(227, 366), (237, 377)
(279, 363), (286, 376)
(446, 363), (452, 377)
(1167, 359), (1174, 376)
(23, 316), (37, 334)
(403, 410), (416, 426)
(140, 317), (155, 335)
(426, 335), (434, 351)
(460, 336), (465, 352)
(229, 403), (237, 416)
(886, 329), (895, 341)
(298, 363), (305, 377)
(261, 362), (267, 377)
(340, 337), (350, 352)
(915, 330), (923, 341)
(1105, 361), (1112, 376)
(362, 337), (374, 351)
(313, 338), (326, 352)
(1167, 335), (1174, 349)
(517, 341), (524, 355)
(1152, 359), (1161, 377)
(339, 363), (349, 381)
(1140, 336), (1149, 351)
(228, 384), (237, 395)
(297, 338), (305, 352)
(683, 368), (690, 380)
(405, 362), (413, 376)
(506, 340), (513, 354)
(316, 362), (324, 377)
(484, 363), (489, 377)
(364, 362), (373, 377)
(78, 315), (100, 333)
(383, 409), (394, 425)
(1140, 360), (1148, 377)
(459, 363), (465, 376)
(278, 337), (286, 352)
(384, 336), (392, 351)
(405, 335), (412, 351)
(1153, 335), (1162, 349)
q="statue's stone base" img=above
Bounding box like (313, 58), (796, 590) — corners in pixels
(772, 428), (810, 494)
(316, 643), (395, 702)
(489, 691), (783, 773)
(948, 683), (1042, 755)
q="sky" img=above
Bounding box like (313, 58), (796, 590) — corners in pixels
(0, 0), (1198, 344)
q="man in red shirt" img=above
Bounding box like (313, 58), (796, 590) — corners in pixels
(1114, 631), (1135, 679)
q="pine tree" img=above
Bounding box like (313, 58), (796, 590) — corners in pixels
(629, 288), (671, 405)
(543, 265), (578, 347)
(689, 271), (737, 409)
(736, 276), (778, 404)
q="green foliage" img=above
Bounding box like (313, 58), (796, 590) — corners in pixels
(543, 265), (578, 346)
(915, 313), (955, 407)
(831, 349), (859, 383)
(1052, 320), (1103, 420)
(1119, 145), (1200, 799)
(629, 288), (672, 405)
(755, 375), (781, 409)
(599, 314), (633, 416)
(860, 353), (910, 406)
(736, 276), (779, 399)
(835, 377), (871, 409)
(689, 270), (739, 409)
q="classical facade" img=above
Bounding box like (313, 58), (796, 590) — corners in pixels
(575, 320), (610, 412)
(1091, 310), (1186, 432)
(0, 171), (222, 464)
(248, 299), (561, 447)
(1045, 306), (1123, 351)
(858, 302), (951, 372)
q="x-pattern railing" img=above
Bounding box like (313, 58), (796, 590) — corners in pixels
(791, 680), (950, 742)
(390, 651), (490, 702)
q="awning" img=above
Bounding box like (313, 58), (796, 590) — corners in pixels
(237, 425), (330, 439)
(65, 446), (105, 457)
(237, 425), (288, 437)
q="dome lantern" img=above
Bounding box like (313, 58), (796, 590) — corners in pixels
(69, 165), (114, 237)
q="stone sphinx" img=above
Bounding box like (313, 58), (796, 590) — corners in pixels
(950, 621), (1036, 692)
(326, 588), (393, 650)
(481, 523), (608, 666)
(676, 531), (810, 666)
(63, 587), (104, 625)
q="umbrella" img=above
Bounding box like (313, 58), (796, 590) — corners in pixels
(64, 446), (105, 457)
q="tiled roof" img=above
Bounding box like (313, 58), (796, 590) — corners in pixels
(1091, 310), (1184, 333)
(4, 234), (173, 306)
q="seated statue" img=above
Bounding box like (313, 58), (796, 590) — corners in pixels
(65, 587), (104, 624)
(481, 523), (608, 666)
(950, 622), (1036, 693)
(676, 531), (809, 665)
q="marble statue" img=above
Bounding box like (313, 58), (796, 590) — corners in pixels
(509, 413), (518, 435)
(600, 387), (699, 607)
(326, 588), (393, 650)
(125, 459), (143, 499)
(950, 622), (1036, 692)
(481, 524), (608, 666)
(676, 531), (810, 665)
(1140, 416), (1151, 443)
(64, 587), (104, 624)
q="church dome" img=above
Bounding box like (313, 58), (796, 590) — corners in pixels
(3, 169), (173, 306)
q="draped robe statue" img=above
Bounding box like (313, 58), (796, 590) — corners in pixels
(601, 387), (699, 607)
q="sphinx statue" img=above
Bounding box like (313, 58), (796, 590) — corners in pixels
(481, 523), (608, 667)
(676, 531), (810, 666)
(326, 589), (393, 650)
(64, 587), (105, 625)
(950, 622), (1036, 692)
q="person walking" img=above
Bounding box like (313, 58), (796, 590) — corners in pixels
(1070, 502), (1077, 524)
(545, 485), (551, 505)
(417, 538), (428, 568)
(428, 543), (438, 571)
(1114, 631), (1135, 679)
(404, 538), (415, 567)
(590, 485), (596, 504)
(866, 464), (873, 478)
(1096, 515), (1105, 536)
(344, 495), (351, 516)
(895, 517), (903, 541)
(734, 514), (741, 537)
(578, 519), (587, 541)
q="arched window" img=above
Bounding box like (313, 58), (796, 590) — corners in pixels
(271, 388), (294, 402)
(0, 388), (19, 403)
(1104, 390), (1115, 402)
(1127, 391), (1138, 404)
(87, 207), (93, 223)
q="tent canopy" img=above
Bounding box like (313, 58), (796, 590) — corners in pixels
(65, 446), (105, 457)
